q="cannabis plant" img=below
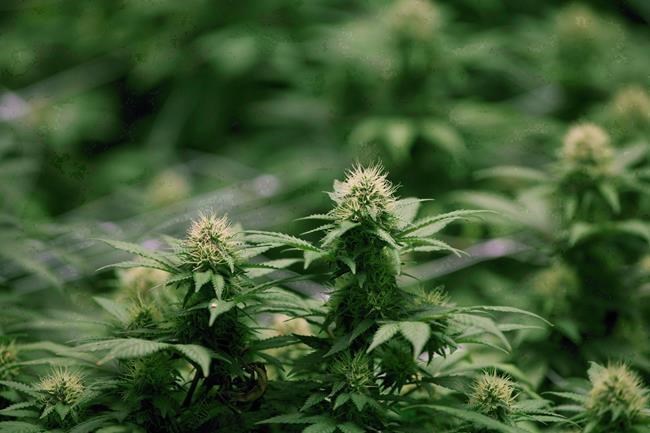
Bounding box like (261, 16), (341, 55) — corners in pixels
(246, 164), (554, 433)
(0, 164), (561, 433)
(0, 212), (310, 432)
(457, 121), (650, 378)
(554, 362), (650, 433)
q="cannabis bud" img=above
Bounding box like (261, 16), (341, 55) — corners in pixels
(270, 314), (312, 337)
(469, 372), (516, 421)
(638, 255), (650, 275)
(118, 267), (168, 300)
(147, 169), (191, 207)
(387, 0), (441, 42)
(182, 213), (239, 271)
(332, 352), (374, 392)
(555, 5), (599, 41)
(126, 299), (159, 330)
(122, 354), (177, 396)
(0, 341), (18, 379)
(263, 315), (312, 364)
(39, 368), (85, 406)
(415, 287), (449, 307)
(329, 164), (397, 225)
(530, 262), (579, 315)
(586, 363), (648, 425)
(555, 4), (601, 51)
(561, 123), (613, 168)
(611, 86), (650, 132)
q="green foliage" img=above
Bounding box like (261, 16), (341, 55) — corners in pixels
(1, 165), (563, 432)
(0, 0), (649, 431)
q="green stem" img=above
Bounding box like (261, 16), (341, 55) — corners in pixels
(182, 369), (201, 408)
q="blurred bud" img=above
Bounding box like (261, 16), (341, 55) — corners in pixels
(0, 341), (18, 379)
(610, 86), (650, 134)
(387, 0), (441, 42)
(182, 214), (240, 271)
(263, 315), (312, 371)
(118, 267), (169, 300)
(330, 164), (397, 224)
(586, 363), (648, 424)
(561, 123), (613, 167)
(638, 255), (650, 275)
(555, 4), (601, 51)
(530, 262), (579, 315)
(552, 4), (617, 88)
(469, 371), (516, 421)
(270, 314), (312, 337)
(39, 368), (85, 406)
(147, 169), (191, 207)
